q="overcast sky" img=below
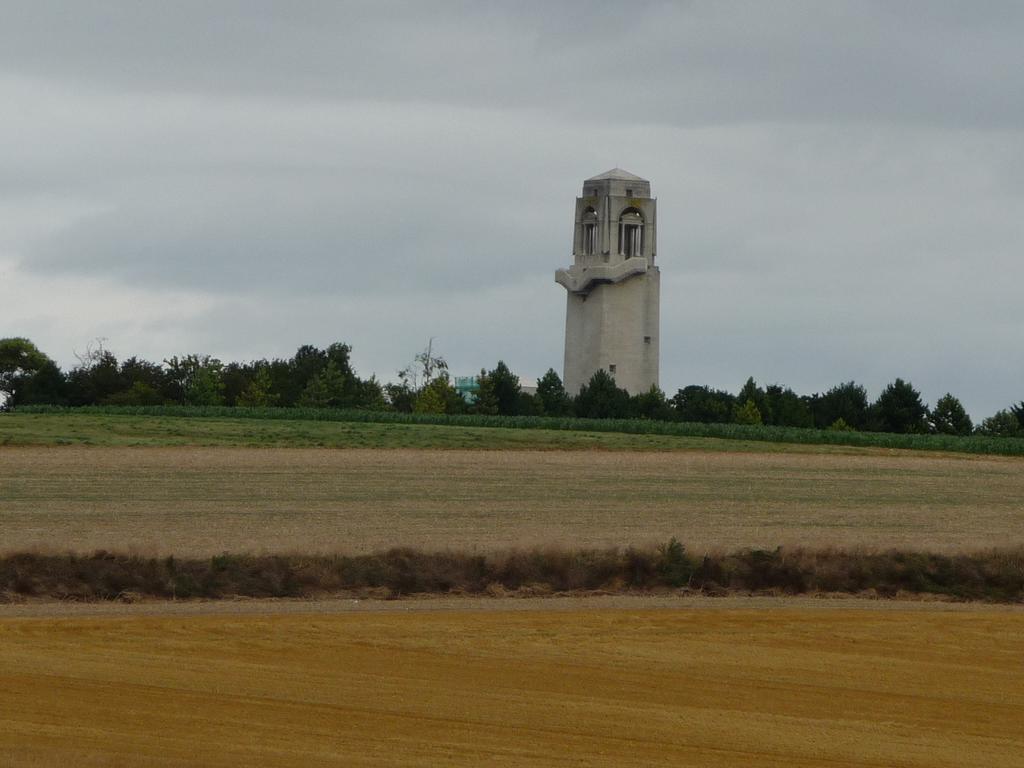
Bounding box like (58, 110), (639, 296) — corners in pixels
(1, 1), (1022, 418)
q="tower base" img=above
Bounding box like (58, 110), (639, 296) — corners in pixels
(563, 267), (660, 396)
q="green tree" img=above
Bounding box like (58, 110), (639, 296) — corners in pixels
(186, 362), (224, 406)
(413, 376), (457, 414)
(384, 380), (416, 413)
(265, 359), (296, 407)
(299, 360), (350, 408)
(12, 359), (68, 406)
(326, 343), (362, 404)
(486, 360), (520, 416)
(237, 366), (279, 407)
(630, 385), (673, 420)
(119, 356), (165, 391)
(1011, 402), (1024, 428)
(0, 339), (50, 403)
(393, 339), (459, 413)
(764, 384), (813, 428)
(221, 362), (254, 406)
(737, 377), (771, 424)
(96, 355), (167, 406)
(809, 381), (869, 430)
(355, 376), (388, 411)
(869, 378), (928, 433)
(977, 409), (1021, 437)
(66, 341), (125, 405)
(733, 398), (763, 425)
(277, 343), (358, 407)
(930, 393), (973, 436)
(102, 380), (163, 405)
(400, 339), (448, 392)
(0, 338), (51, 406)
(472, 369), (499, 415)
(517, 391), (545, 415)
(413, 384), (445, 414)
(280, 345), (328, 406)
(164, 354), (225, 406)
(670, 385), (734, 423)
(574, 369), (630, 419)
(535, 369), (571, 416)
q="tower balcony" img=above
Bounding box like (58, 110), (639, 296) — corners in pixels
(555, 257), (649, 296)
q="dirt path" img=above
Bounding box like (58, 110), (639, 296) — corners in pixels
(4, 592), (1023, 618)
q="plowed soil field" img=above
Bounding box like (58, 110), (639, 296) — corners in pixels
(2, 446), (1023, 554)
(1, 601), (1022, 767)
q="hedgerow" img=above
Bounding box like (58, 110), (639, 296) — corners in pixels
(2, 545), (1022, 602)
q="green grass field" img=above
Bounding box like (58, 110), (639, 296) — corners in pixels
(3, 409), (1021, 455)
(11, 404), (1024, 455)
(0, 411), (869, 452)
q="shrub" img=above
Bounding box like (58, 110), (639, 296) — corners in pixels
(656, 538), (693, 587)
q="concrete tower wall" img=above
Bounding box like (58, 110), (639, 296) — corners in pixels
(563, 269), (659, 396)
(556, 169), (661, 396)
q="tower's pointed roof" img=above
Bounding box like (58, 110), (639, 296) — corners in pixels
(585, 168), (647, 182)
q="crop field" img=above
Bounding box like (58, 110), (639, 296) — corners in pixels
(2, 443), (1023, 555)
(13, 406), (1024, 456)
(0, 411), (898, 452)
(1, 601), (1023, 767)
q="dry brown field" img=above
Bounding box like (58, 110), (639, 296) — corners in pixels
(2, 445), (1023, 554)
(1, 600), (1022, 767)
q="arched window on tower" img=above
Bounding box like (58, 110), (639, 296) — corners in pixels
(618, 208), (643, 258)
(581, 208), (598, 255)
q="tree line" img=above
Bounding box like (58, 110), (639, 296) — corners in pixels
(0, 337), (384, 411)
(2, 336), (1022, 437)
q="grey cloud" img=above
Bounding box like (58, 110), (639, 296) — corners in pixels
(21, 151), (573, 297)
(2, 2), (1023, 127)
(29, 181), (554, 295)
(6, 87), (583, 294)
(2, 1), (1024, 420)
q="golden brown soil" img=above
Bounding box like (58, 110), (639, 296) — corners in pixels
(2, 446), (1023, 554)
(1, 602), (1022, 767)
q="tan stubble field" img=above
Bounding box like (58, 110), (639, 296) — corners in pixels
(1, 600), (1023, 767)
(2, 445), (1023, 554)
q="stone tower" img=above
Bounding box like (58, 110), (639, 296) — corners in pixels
(556, 169), (660, 395)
